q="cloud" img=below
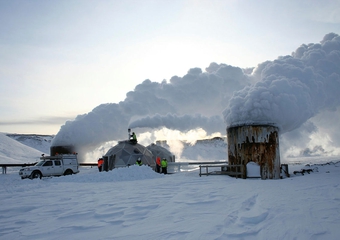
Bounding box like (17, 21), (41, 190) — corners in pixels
(0, 116), (72, 125)
(224, 33), (340, 133)
(128, 113), (224, 135)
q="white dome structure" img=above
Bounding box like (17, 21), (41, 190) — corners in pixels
(146, 143), (175, 162)
(104, 140), (154, 168)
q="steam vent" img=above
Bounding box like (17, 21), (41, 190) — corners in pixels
(227, 124), (280, 179)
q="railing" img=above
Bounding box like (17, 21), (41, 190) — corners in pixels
(79, 163), (97, 166)
(0, 162), (99, 174)
(1, 161), (230, 174)
(199, 164), (245, 178)
(0, 163), (37, 174)
(167, 161), (228, 173)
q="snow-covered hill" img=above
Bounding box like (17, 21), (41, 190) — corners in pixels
(155, 137), (227, 160)
(181, 137), (227, 160)
(4, 133), (228, 162)
(0, 133), (46, 164)
(6, 133), (52, 154)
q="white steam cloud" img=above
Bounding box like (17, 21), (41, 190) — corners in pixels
(224, 33), (340, 133)
(52, 33), (340, 161)
(52, 64), (249, 160)
(128, 113), (224, 135)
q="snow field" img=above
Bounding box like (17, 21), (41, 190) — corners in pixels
(1, 163), (339, 240)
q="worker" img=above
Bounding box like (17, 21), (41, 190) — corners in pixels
(161, 158), (168, 174)
(130, 132), (137, 144)
(156, 156), (161, 173)
(136, 157), (142, 166)
(98, 158), (104, 172)
(132, 132), (137, 142)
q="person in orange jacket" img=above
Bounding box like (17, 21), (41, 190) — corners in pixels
(98, 158), (104, 172)
(156, 157), (161, 173)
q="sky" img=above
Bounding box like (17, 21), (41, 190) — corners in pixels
(1, 133), (340, 239)
(1, 0), (340, 135)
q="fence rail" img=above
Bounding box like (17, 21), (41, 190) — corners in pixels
(199, 164), (245, 178)
(1, 161), (229, 174)
(0, 163), (37, 174)
(0, 163), (100, 174)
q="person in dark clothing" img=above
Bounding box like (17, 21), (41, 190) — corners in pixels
(136, 157), (142, 166)
(161, 158), (168, 174)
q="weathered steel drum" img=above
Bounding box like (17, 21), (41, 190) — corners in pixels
(227, 124), (281, 179)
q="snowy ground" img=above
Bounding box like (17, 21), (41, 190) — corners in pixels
(1, 133), (340, 239)
(1, 163), (340, 240)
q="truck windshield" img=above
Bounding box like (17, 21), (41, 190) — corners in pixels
(35, 161), (45, 166)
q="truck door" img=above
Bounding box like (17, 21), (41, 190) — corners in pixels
(41, 160), (54, 176)
(53, 160), (64, 175)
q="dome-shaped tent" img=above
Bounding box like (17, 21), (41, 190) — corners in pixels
(104, 140), (154, 168)
(146, 143), (175, 163)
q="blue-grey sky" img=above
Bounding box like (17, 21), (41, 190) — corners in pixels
(1, 0), (339, 134)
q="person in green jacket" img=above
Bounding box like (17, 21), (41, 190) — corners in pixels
(136, 157), (142, 166)
(161, 158), (168, 174)
(131, 132), (137, 144)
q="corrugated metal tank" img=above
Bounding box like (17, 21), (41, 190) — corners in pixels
(227, 124), (281, 179)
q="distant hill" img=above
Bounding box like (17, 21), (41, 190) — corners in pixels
(0, 133), (46, 164)
(156, 137), (228, 160)
(181, 137), (227, 160)
(3, 133), (227, 162)
(6, 134), (52, 154)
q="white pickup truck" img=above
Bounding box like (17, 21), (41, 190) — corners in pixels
(19, 154), (79, 179)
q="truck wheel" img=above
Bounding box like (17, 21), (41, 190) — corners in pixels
(64, 169), (73, 175)
(31, 171), (42, 179)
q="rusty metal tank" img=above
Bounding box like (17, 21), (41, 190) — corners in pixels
(227, 124), (280, 179)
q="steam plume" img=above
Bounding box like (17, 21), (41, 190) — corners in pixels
(223, 33), (340, 133)
(52, 33), (340, 160)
